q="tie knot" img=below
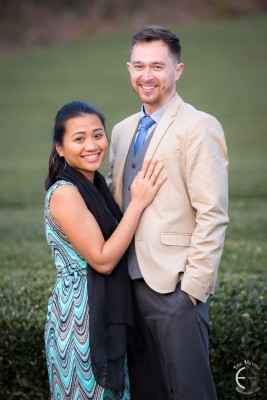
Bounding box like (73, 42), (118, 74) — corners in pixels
(140, 115), (154, 130)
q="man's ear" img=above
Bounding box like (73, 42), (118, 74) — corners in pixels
(175, 63), (184, 82)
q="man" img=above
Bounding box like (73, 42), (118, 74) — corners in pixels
(106, 25), (228, 400)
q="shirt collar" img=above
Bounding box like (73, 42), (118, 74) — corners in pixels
(140, 94), (176, 124)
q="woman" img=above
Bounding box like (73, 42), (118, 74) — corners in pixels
(44, 100), (166, 400)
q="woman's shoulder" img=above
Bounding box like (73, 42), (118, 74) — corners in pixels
(45, 180), (76, 202)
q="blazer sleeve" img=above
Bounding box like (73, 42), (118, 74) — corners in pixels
(181, 115), (229, 302)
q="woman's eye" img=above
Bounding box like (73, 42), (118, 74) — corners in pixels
(75, 137), (84, 142)
(95, 133), (103, 139)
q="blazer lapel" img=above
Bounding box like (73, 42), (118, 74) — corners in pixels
(117, 113), (140, 167)
(113, 113), (140, 208)
(146, 93), (183, 158)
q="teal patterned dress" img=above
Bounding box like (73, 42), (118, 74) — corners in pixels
(44, 181), (130, 400)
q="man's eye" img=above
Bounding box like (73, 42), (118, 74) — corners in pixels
(134, 65), (143, 70)
(154, 65), (163, 70)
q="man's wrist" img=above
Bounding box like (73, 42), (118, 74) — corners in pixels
(188, 293), (197, 306)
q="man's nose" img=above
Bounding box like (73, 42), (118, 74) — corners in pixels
(143, 67), (153, 80)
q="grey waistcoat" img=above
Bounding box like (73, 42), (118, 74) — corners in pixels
(122, 132), (154, 279)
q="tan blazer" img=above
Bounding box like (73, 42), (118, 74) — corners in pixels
(106, 93), (229, 302)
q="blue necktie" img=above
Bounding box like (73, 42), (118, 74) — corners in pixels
(134, 115), (155, 155)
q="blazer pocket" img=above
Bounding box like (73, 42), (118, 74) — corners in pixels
(160, 233), (192, 247)
(157, 150), (182, 160)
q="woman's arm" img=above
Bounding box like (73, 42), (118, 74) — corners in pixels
(50, 159), (166, 274)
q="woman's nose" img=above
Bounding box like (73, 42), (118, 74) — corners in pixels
(84, 138), (97, 151)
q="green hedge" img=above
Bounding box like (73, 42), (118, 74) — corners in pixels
(0, 274), (266, 399)
(0, 267), (52, 399)
(209, 277), (266, 399)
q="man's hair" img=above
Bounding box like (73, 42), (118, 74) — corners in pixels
(130, 25), (181, 62)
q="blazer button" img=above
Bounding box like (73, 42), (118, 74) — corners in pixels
(128, 185), (131, 191)
(132, 163), (136, 168)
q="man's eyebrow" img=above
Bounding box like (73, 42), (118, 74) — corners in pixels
(132, 61), (166, 65)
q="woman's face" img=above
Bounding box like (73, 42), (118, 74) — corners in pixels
(56, 114), (108, 182)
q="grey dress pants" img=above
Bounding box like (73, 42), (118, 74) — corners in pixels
(129, 279), (218, 400)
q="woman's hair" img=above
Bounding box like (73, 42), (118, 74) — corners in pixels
(44, 100), (105, 190)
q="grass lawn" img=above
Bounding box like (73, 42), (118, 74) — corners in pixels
(0, 13), (266, 398)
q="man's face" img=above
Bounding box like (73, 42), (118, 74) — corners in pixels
(127, 40), (184, 114)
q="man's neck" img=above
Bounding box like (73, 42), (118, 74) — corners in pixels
(142, 94), (176, 119)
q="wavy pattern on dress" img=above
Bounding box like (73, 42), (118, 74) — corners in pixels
(44, 181), (130, 400)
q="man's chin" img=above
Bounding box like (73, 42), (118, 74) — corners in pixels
(138, 93), (157, 105)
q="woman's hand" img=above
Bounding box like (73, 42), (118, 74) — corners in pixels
(130, 159), (167, 211)
(49, 159), (167, 275)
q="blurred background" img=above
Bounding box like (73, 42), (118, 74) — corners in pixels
(1, 0), (266, 53)
(0, 1), (266, 398)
